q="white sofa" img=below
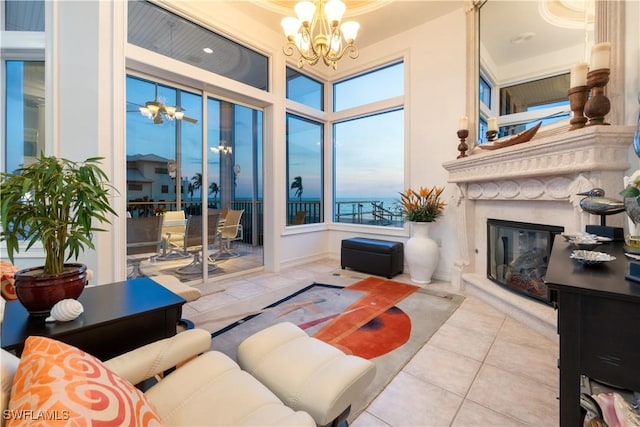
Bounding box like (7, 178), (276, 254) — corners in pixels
(1, 329), (314, 426)
(2, 323), (376, 427)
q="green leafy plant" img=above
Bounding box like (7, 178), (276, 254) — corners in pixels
(399, 186), (446, 222)
(620, 169), (640, 205)
(0, 154), (117, 274)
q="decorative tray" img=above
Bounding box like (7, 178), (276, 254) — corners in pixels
(478, 121), (542, 150)
(561, 232), (612, 242)
(570, 250), (616, 265)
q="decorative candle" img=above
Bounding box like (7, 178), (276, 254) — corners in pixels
(590, 42), (611, 71)
(488, 117), (498, 131)
(570, 62), (589, 88)
(458, 116), (468, 131)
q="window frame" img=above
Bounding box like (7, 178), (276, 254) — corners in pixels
(329, 59), (406, 231)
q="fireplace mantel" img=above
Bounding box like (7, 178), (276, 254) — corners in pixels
(442, 125), (635, 340)
(445, 126), (634, 184)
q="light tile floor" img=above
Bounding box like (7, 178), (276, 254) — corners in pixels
(182, 258), (560, 427)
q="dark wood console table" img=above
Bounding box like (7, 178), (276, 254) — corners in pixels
(1, 277), (185, 360)
(545, 237), (640, 426)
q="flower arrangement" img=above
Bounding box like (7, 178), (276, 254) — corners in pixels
(620, 170), (640, 205)
(399, 186), (446, 222)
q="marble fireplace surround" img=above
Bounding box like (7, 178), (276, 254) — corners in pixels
(443, 125), (635, 341)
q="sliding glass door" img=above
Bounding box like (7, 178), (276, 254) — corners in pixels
(126, 75), (263, 282)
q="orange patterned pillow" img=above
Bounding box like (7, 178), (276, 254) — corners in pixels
(6, 336), (162, 427)
(0, 261), (19, 300)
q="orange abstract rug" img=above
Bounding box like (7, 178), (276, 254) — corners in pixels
(209, 276), (463, 421)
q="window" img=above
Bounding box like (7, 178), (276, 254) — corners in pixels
(497, 73), (570, 136)
(4, 61), (45, 173)
(333, 62), (403, 112)
(333, 110), (404, 226)
(127, 0), (268, 91)
(286, 114), (323, 225)
(286, 68), (323, 110)
(479, 75), (491, 109)
(332, 62), (404, 227)
(4, 0), (44, 31)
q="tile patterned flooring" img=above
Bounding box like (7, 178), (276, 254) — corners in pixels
(181, 258), (560, 427)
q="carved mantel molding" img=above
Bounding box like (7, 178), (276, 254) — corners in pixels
(443, 126), (635, 186)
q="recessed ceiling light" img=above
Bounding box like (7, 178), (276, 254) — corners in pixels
(203, 47), (213, 54)
(510, 32), (536, 44)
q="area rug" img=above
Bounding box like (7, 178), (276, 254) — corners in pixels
(209, 276), (464, 421)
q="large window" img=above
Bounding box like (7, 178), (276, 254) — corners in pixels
(4, 61), (45, 173)
(332, 62), (405, 227)
(285, 67), (324, 226)
(285, 114), (323, 225)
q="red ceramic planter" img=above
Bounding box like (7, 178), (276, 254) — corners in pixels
(14, 263), (87, 317)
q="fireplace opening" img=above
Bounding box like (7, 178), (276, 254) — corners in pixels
(487, 219), (564, 305)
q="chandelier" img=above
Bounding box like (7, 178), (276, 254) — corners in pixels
(138, 84), (197, 124)
(281, 0), (360, 69)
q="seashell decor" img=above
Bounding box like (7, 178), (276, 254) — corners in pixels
(45, 298), (84, 322)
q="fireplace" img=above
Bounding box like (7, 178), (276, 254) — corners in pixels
(487, 219), (563, 305)
(443, 125), (635, 340)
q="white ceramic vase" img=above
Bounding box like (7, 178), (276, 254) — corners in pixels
(405, 221), (439, 284)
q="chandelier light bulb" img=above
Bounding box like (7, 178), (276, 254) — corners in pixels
(325, 0), (346, 25)
(164, 105), (176, 119)
(139, 107), (152, 119)
(294, 1), (316, 25)
(340, 21), (359, 43)
(281, 16), (300, 39)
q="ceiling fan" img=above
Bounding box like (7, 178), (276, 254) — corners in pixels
(129, 84), (198, 125)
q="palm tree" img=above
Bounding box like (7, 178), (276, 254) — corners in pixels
(209, 182), (219, 206)
(291, 176), (303, 201)
(191, 173), (202, 193)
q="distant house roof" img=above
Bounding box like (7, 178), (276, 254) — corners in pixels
(127, 168), (153, 183)
(127, 153), (171, 163)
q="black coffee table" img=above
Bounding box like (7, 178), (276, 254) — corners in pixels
(1, 277), (185, 360)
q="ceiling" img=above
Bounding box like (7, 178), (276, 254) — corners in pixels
(230, 0), (464, 50)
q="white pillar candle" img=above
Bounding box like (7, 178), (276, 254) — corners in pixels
(590, 42), (611, 71)
(458, 116), (468, 131)
(488, 117), (498, 132)
(570, 62), (589, 87)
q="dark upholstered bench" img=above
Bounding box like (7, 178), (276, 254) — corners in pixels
(341, 238), (403, 279)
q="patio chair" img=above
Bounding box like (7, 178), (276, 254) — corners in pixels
(175, 213), (220, 275)
(126, 216), (163, 278)
(291, 210), (307, 225)
(216, 208), (244, 259)
(156, 210), (190, 261)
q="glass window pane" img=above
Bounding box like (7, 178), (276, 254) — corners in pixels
(286, 68), (323, 110)
(5, 61), (45, 173)
(286, 114), (322, 225)
(127, 0), (268, 91)
(333, 109), (404, 226)
(333, 62), (403, 112)
(479, 75), (491, 108)
(4, 0), (44, 31)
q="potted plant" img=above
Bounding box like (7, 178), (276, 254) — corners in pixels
(399, 186), (446, 284)
(0, 154), (117, 316)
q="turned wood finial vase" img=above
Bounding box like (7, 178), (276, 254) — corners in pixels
(404, 222), (439, 284)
